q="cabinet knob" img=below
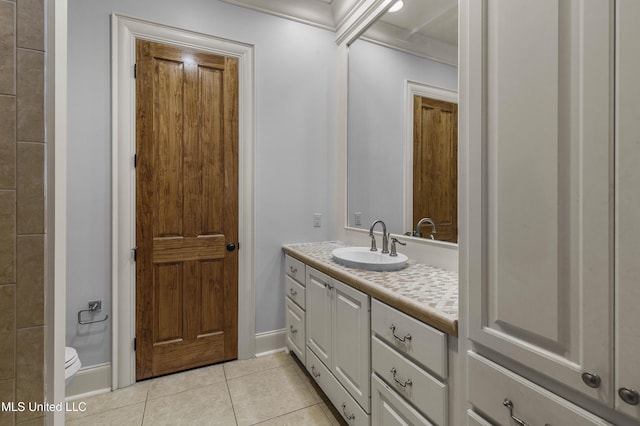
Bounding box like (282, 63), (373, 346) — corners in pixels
(619, 387), (640, 406)
(581, 372), (601, 389)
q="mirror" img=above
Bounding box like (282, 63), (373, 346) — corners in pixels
(346, 0), (458, 243)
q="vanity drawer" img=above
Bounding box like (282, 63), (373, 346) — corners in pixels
(468, 352), (611, 426)
(285, 298), (305, 364)
(372, 335), (447, 426)
(466, 410), (492, 426)
(372, 373), (434, 426)
(285, 275), (306, 309)
(372, 299), (447, 379)
(306, 347), (369, 426)
(285, 255), (305, 284)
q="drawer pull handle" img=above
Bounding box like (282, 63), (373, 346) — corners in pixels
(311, 365), (321, 378)
(289, 325), (297, 334)
(290, 266), (297, 275)
(289, 288), (297, 297)
(325, 283), (334, 291)
(619, 387), (640, 405)
(341, 403), (355, 421)
(503, 399), (534, 426)
(581, 372), (601, 388)
(390, 324), (412, 342)
(390, 367), (413, 388)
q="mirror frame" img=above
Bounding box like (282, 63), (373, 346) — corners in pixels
(334, 0), (459, 259)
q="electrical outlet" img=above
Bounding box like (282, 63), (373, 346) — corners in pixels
(354, 212), (362, 227)
(313, 213), (322, 228)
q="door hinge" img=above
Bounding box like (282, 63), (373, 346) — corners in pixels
(237, 242), (240, 250)
(133, 154), (137, 168)
(134, 64), (137, 79)
(134, 338), (136, 351)
(132, 247), (138, 262)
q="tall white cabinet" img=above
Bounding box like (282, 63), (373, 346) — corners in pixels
(463, 0), (640, 423)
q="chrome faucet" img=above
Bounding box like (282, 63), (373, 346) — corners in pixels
(369, 220), (389, 253)
(390, 237), (406, 257)
(415, 217), (437, 239)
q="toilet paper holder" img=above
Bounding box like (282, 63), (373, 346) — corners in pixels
(78, 300), (109, 325)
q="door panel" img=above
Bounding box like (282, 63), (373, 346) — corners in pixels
(468, 0), (613, 404)
(136, 39), (238, 380)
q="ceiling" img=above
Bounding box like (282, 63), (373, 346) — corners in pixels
(220, 0), (458, 65)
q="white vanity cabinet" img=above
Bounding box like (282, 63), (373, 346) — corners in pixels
(305, 266), (371, 415)
(463, 0), (640, 423)
(371, 299), (448, 426)
(284, 255), (306, 364)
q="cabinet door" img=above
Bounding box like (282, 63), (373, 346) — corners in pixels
(466, 0), (614, 404)
(615, 0), (640, 419)
(332, 279), (370, 412)
(306, 267), (332, 367)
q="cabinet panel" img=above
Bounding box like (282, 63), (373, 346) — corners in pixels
(285, 275), (305, 309)
(466, 410), (491, 426)
(372, 336), (447, 425)
(306, 267), (332, 367)
(468, 352), (611, 426)
(372, 373), (434, 426)
(468, 0), (613, 403)
(372, 299), (447, 379)
(285, 297), (305, 363)
(333, 279), (370, 412)
(615, 0), (640, 419)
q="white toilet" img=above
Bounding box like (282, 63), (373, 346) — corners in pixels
(65, 346), (81, 385)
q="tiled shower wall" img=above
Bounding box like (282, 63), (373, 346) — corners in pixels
(0, 0), (46, 424)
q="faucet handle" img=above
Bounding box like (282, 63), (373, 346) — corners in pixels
(370, 234), (378, 251)
(390, 237), (407, 257)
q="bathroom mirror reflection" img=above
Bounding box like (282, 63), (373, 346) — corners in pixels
(346, 0), (459, 243)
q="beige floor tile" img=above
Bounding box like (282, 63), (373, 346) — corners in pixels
(319, 402), (348, 426)
(147, 364), (226, 400)
(142, 381), (236, 426)
(224, 352), (293, 380)
(254, 404), (332, 426)
(290, 361), (329, 404)
(66, 402), (145, 426)
(66, 382), (150, 421)
(228, 365), (316, 426)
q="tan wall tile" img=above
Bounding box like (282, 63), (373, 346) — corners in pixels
(0, 191), (16, 284)
(16, 0), (43, 51)
(16, 143), (43, 234)
(0, 1), (16, 95)
(16, 235), (43, 328)
(0, 96), (16, 189)
(0, 285), (16, 380)
(16, 326), (43, 423)
(0, 379), (16, 426)
(16, 50), (43, 142)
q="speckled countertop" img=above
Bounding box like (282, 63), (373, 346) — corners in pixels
(283, 241), (459, 336)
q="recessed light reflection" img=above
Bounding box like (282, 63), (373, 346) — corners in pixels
(388, 0), (404, 13)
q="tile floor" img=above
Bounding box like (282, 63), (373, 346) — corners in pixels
(65, 352), (348, 426)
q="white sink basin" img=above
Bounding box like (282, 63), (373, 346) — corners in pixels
(331, 247), (408, 272)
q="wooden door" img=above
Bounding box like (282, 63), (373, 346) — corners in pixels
(467, 0), (613, 405)
(135, 39), (239, 380)
(413, 96), (458, 243)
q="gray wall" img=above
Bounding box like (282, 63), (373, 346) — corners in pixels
(67, 0), (335, 367)
(347, 39), (457, 235)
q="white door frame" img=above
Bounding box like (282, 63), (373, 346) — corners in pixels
(111, 14), (256, 389)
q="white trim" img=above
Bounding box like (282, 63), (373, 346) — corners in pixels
(219, 0), (335, 30)
(111, 14), (256, 389)
(403, 81), (458, 233)
(255, 329), (287, 356)
(336, 0), (394, 46)
(65, 363), (112, 401)
(48, 0), (68, 424)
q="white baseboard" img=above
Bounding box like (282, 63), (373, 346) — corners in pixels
(255, 328), (286, 357)
(65, 363), (112, 401)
